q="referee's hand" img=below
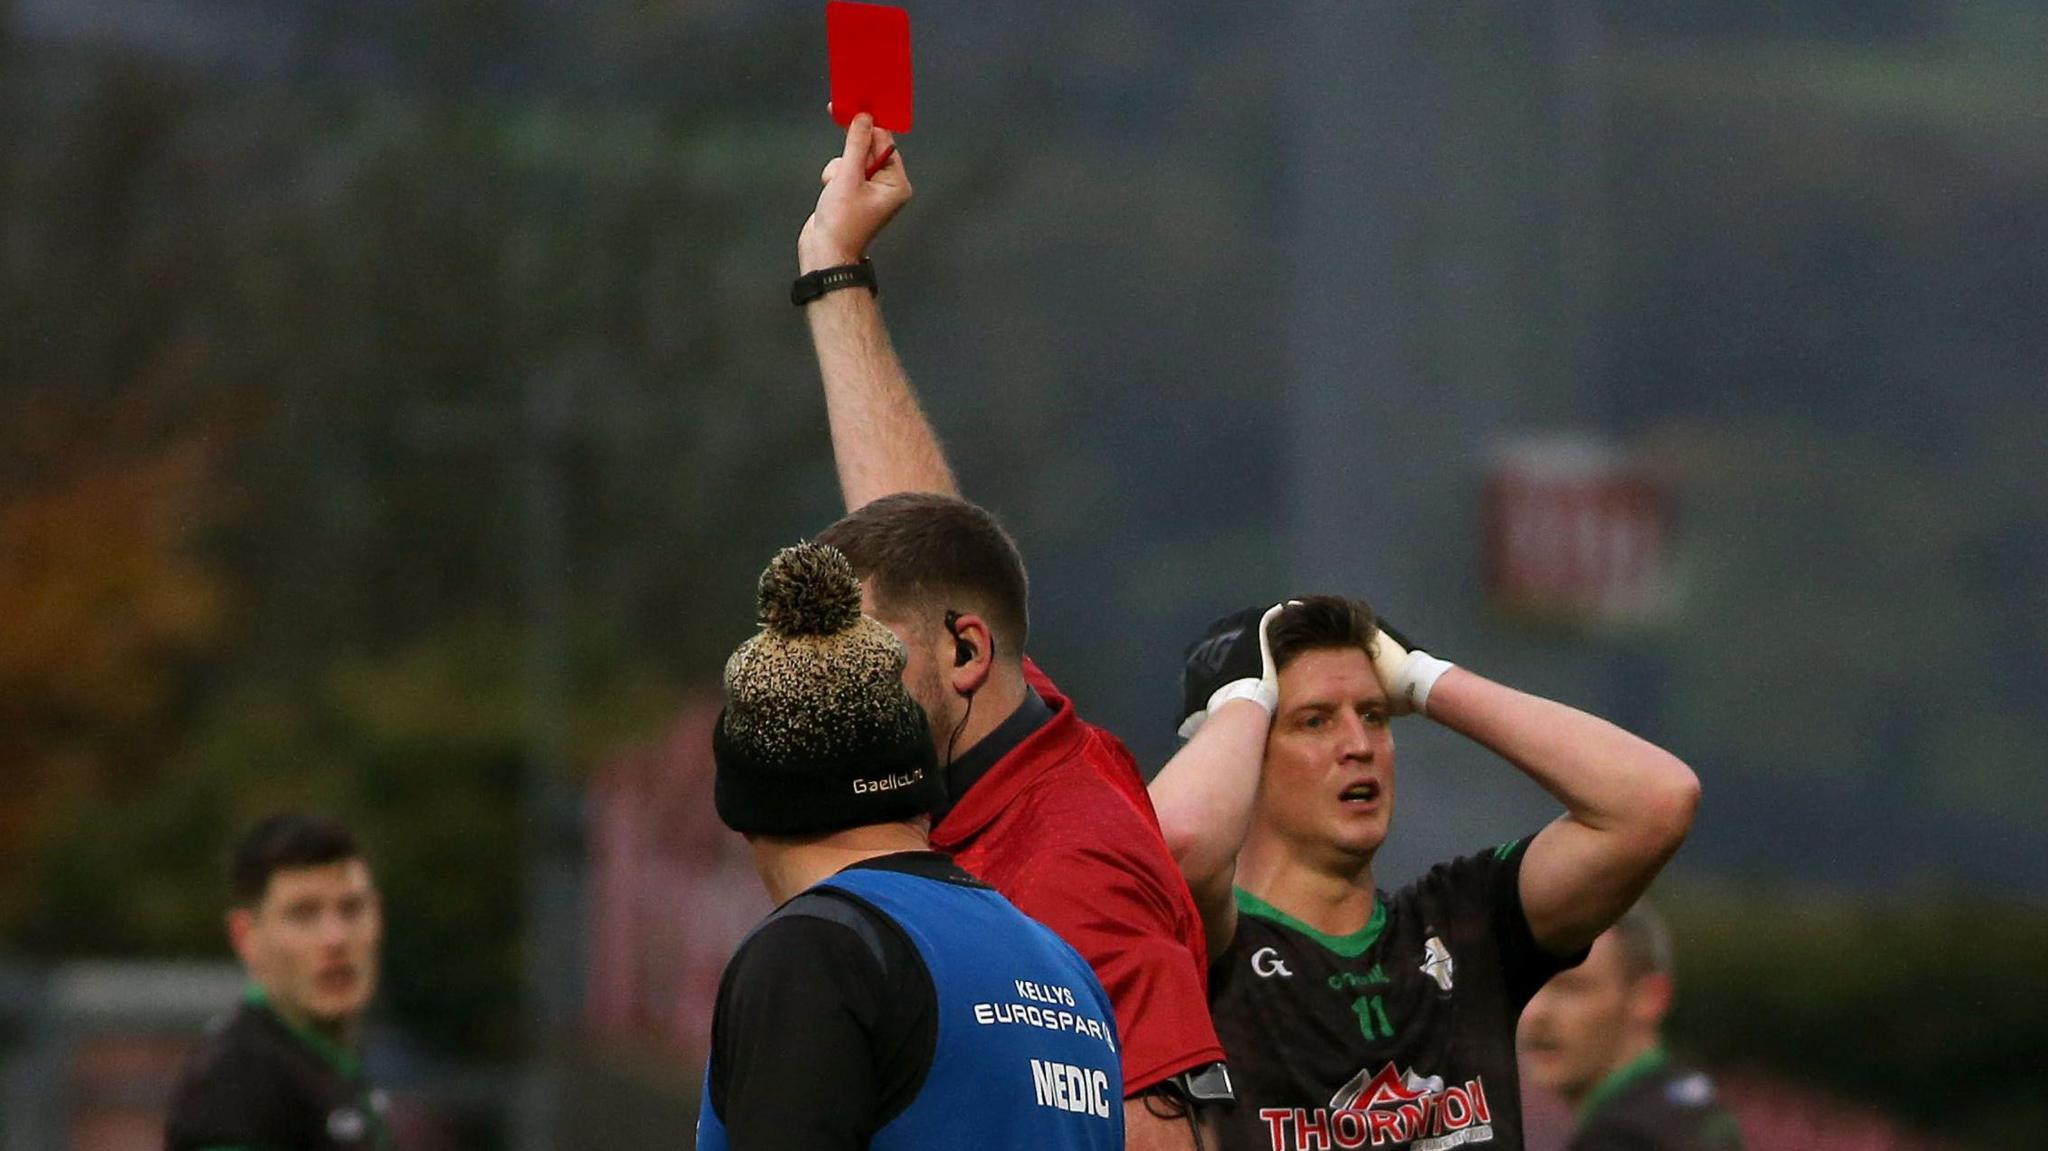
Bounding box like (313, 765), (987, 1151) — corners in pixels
(800, 112), (911, 274)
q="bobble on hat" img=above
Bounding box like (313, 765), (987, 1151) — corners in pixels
(712, 541), (943, 836)
(756, 542), (864, 637)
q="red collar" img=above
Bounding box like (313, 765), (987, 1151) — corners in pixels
(933, 661), (1085, 845)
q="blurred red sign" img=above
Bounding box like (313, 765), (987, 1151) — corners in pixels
(1482, 437), (1673, 627)
(68, 1033), (194, 1151)
(584, 699), (769, 1068)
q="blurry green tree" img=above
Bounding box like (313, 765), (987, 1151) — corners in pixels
(1663, 884), (2048, 1150)
(0, 417), (222, 904)
(0, 37), (822, 1055)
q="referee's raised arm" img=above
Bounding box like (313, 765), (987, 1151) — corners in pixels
(795, 113), (955, 510)
(788, 117), (1230, 1151)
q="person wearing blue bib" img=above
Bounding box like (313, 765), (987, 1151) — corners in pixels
(698, 541), (1124, 1151)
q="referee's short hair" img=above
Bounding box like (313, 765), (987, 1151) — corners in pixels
(1608, 901), (1674, 980)
(817, 492), (1029, 659)
(230, 813), (364, 907)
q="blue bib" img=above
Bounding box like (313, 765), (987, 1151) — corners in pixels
(698, 866), (1124, 1150)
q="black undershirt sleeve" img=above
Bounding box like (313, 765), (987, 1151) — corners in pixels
(707, 902), (934, 1150)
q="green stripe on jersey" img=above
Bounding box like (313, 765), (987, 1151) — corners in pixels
(1578, 1045), (1670, 1120)
(1233, 888), (1386, 958)
(244, 985), (361, 1077)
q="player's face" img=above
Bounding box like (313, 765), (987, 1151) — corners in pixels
(862, 584), (956, 745)
(236, 860), (383, 1031)
(1518, 930), (1638, 1099)
(1257, 647), (1395, 864)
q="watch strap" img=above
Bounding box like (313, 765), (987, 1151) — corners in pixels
(791, 258), (878, 306)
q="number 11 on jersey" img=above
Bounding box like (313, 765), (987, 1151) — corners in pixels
(1351, 994), (1393, 1041)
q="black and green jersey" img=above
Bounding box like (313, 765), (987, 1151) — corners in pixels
(164, 988), (390, 1151)
(1208, 836), (1584, 1151)
(1567, 1049), (1744, 1151)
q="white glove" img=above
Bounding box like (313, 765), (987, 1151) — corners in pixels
(1369, 620), (1454, 716)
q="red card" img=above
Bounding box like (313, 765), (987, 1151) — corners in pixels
(828, 2), (913, 134)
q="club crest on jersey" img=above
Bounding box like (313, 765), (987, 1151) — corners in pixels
(1332, 1063), (1444, 1111)
(1666, 1072), (1717, 1108)
(326, 1107), (367, 1144)
(1420, 935), (1454, 992)
(1252, 946), (1293, 978)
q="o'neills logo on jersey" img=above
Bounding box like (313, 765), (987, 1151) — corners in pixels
(852, 767), (924, 794)
(1256, 1064), (1494, 1151)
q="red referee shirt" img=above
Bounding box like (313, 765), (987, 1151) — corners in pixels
(930, 658), (1225, 1095)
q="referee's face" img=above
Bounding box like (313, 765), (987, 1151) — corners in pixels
(862, 586), (957, 746)
(238, 859), (383, 1030)
(1257, 646), (1396, 866)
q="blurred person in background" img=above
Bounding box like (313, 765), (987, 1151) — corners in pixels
(792, 113), (1230, 1150)
(1152, 598), (1700, 1151)
(698, 541), (1122, 1151)
(165, 812), (389, 1151)
(1519, 903), (1744, 1151)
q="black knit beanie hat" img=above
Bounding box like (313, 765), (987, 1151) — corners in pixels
(712, 541), (943, 835)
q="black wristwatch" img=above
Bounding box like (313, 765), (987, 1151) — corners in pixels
(791, 258), (878, 306)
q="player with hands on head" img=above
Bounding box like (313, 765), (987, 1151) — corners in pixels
(1151, 598), (1701, 1151)
(790, 114), (1232, 1151)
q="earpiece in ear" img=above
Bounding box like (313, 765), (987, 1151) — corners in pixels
(944, 609), (973, 668)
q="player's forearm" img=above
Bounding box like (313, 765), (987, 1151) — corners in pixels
(1425, 667), (1698, 851)
(805, 289), (958, 511)
(1147, 701), (1267, 912)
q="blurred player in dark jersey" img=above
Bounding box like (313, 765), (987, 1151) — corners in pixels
(165, 813), (389, 1151)
(792, 114), (1228, 1151)
(1152, 598), (1700, 1151)
(697, 541), (1121, 1151)
(1519, 903), (1744, 1151)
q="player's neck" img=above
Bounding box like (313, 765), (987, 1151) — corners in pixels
(260, 989), (360, 1057)
(750, 819), (932, 904)
(1235, 835), (1378, 937)
(1602, 1032), (1665, 1085)
(1568, 1033), (1666, 1112)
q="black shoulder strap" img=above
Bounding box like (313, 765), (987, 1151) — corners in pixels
(768, 888), (893, 975)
